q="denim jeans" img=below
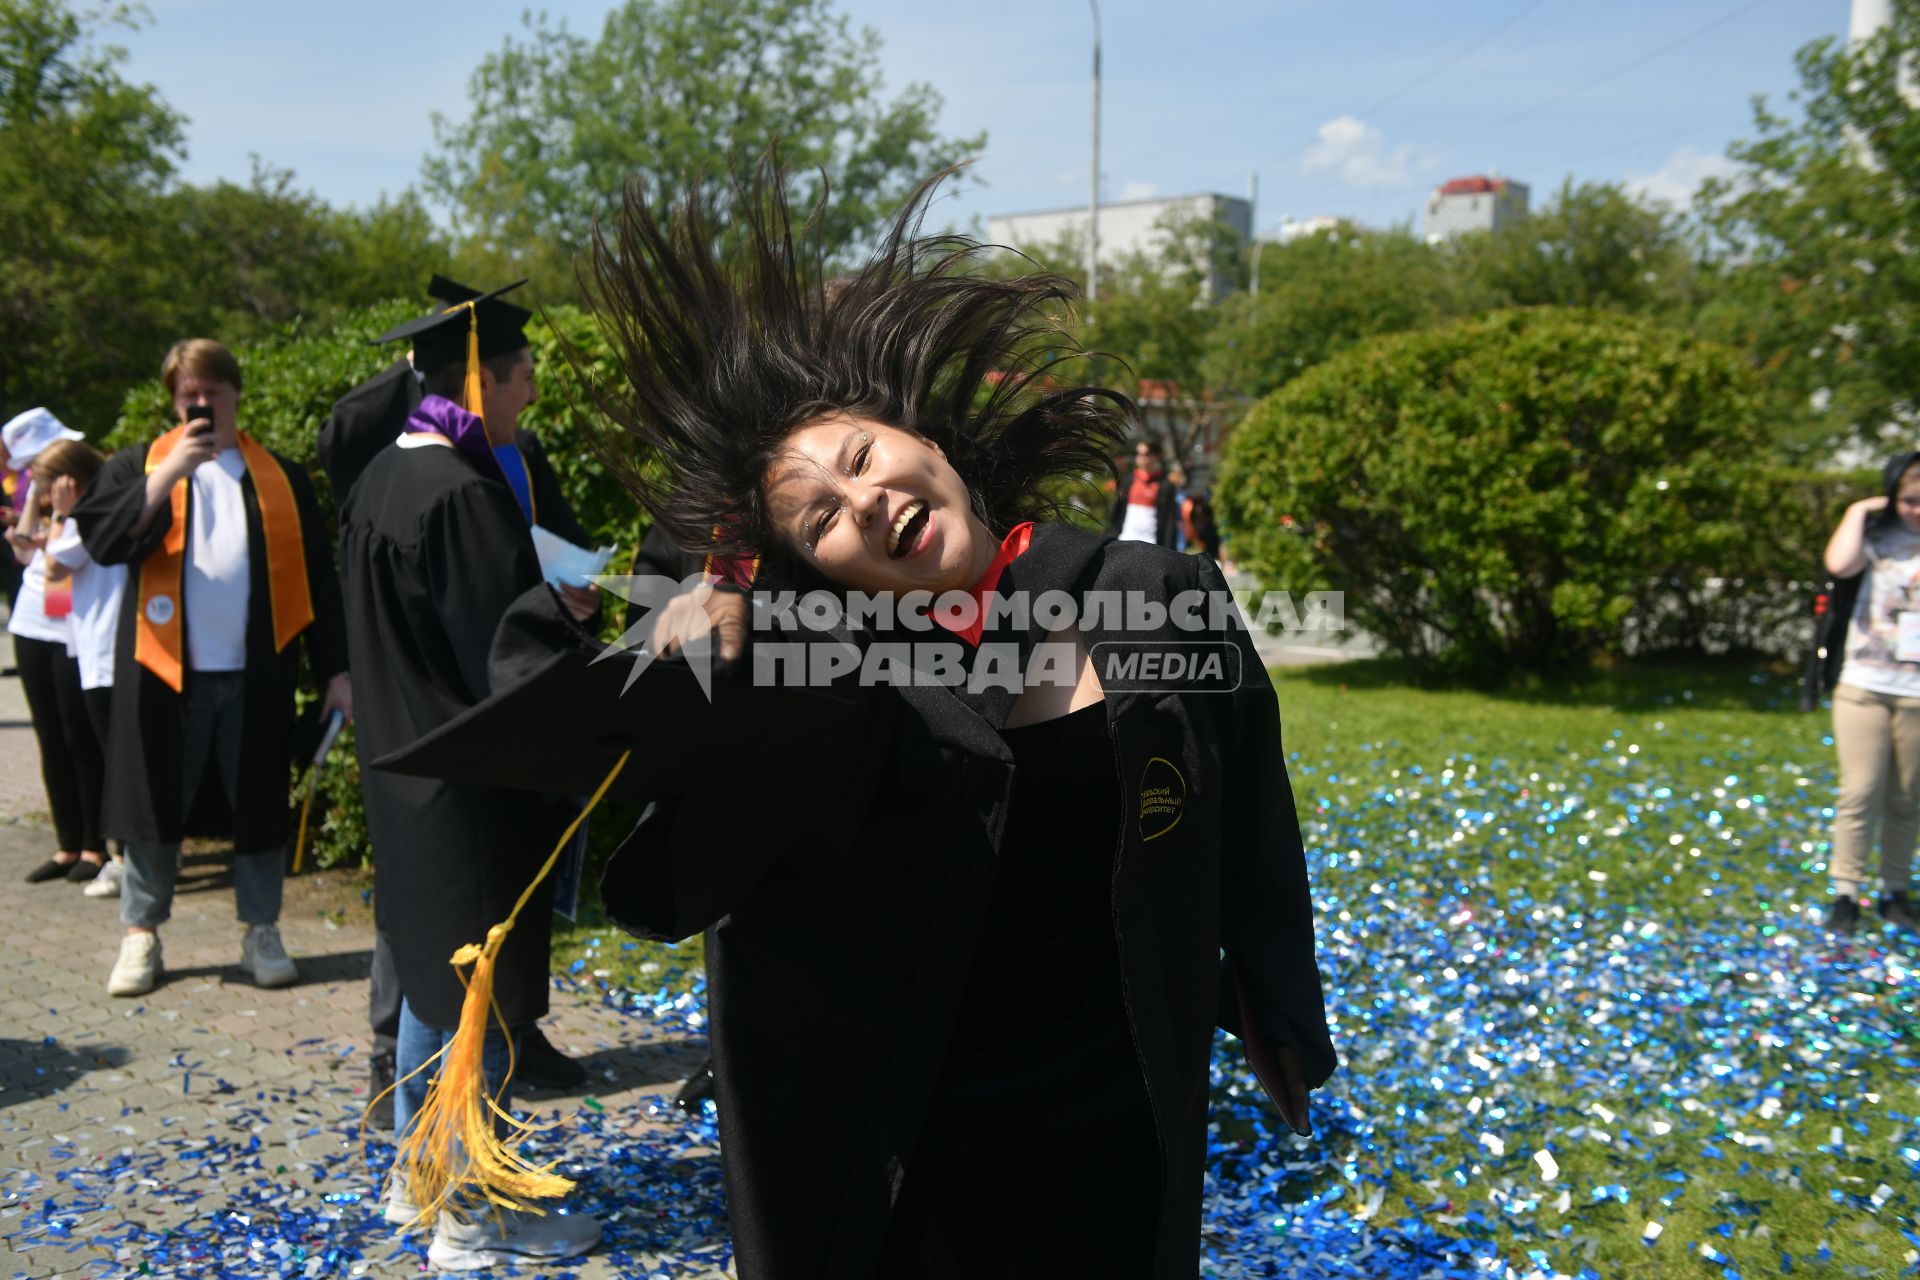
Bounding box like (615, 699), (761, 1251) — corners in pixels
(119, 671), (284, 928)
(393, 998), (519, 1143)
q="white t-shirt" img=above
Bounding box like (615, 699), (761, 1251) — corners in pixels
(1118, 502), (1159, 544)
(183, 449), (251, 672)
(46, 518), (127, 691)
(1839, 522), (1920, 697)
(6, 482), (70, 646)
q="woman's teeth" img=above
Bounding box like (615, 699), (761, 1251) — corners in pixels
(888, 500), (926, 556)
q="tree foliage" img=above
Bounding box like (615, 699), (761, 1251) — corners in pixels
(0, 1), (448, 433)
(1204, 223), (1463, 403)
(1700, 1), (1920, 454)
(1216, 309), (1789, 679)
(1448, 179), (1701, 315)
(424, 0), (985, 298)
(0, 0), (185, 428)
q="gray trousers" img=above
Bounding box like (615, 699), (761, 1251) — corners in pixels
(121, 671), (283, 929)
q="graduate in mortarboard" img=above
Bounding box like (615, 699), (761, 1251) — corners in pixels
(316, 276), (595, 1127)
(334, 283), (603, 1267)
(380, 165), (1337, 1279)
(72, 339), (350, 999)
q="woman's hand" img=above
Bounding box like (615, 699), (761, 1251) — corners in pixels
(556, 581), (600, 622)
(1825, 494), (1888, 578)
(648, 582), (748, 664)
(320, 673), (353, 725)
(48, 476), (78, 519)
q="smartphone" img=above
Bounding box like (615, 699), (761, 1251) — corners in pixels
(186, 404), (215, 444)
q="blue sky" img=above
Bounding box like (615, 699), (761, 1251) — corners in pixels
(117, 0), (1843, 236)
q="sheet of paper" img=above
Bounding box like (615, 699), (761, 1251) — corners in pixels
(532, 524), (616, 588)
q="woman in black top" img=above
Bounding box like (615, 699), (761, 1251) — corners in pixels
(564, 164), (1338, 1278)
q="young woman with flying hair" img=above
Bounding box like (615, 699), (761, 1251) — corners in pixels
(473, 166), (1336, 1277)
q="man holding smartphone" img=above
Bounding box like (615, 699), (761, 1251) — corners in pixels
(73, 338), (351, 997)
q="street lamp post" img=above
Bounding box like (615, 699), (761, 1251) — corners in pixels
(1088, 0), (1101, 304)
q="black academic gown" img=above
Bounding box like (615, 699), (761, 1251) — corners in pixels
(318, 358), (590, 545)
(339, 439), (574, 1030)
(71, 442), (348, 851)
(572, 522), (1337, 1280)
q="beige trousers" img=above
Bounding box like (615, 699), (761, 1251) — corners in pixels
(1831, 682), (1920, 895)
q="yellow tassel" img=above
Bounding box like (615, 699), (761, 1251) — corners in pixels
(460, 300), (485, 426)
(291, 769), (318, 875)
(388, 750), (630, 1228)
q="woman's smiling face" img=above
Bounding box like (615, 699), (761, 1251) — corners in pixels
(763, 415), (996, 596)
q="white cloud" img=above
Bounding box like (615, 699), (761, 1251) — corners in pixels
(1625, 146), (1737, 209)
(1301, 116), (1414, 189)
(1118, 179), (1160, 201)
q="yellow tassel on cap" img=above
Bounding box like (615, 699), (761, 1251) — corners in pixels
(387, 750), (631, 1228)
(459, 300), (485, 425)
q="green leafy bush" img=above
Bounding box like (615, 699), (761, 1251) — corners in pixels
(1216, 308), (1809, 679)
(106, 301), (653, 869)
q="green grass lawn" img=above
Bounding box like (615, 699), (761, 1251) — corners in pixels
(1253, 659), (1917, 1280)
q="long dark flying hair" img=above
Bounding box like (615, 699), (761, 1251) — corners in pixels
(580, 161), (1131, 574)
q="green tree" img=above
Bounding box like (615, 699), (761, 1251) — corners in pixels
(0, 0), (186, 427)
(1202, 224), (1461, 402)
(424, 0), (985, 298)
(163, 161), (450, 336)
(1216, 309), (1786, 679)
(1449, 179), (1701, 316)
(1699, 2), (1920, 455)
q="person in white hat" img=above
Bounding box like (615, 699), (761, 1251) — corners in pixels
(3, 408), (109, 888)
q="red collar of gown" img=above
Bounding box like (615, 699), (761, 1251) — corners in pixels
(928, 521), (1034, 647)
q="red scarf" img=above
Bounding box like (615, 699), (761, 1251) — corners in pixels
(1127, 467), (1162, 506)
(930, 522), (1034, 647)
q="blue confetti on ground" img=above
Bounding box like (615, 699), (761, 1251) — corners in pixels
(4, 717), (1917, 1277)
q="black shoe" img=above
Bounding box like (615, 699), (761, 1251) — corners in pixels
(1878, 891), (1918, 933)
(515, 1025), (588, 1091)
(367, 1050), (395, 1130)
(65, 857), (105, 883)
(1827, 896), (1862, 936)
(673, 1057), (715, 1114)
(24, 857), (74, 884)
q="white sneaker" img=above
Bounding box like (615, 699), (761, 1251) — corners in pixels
(427, 1206), (603, 1270)
(240, 923), (298, 988)
(82, 859), (122, 898)
(107, 932), (162, 996)
(382, 1181), (419, 1228)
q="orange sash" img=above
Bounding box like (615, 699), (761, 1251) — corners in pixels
(134, 426), (314, 692)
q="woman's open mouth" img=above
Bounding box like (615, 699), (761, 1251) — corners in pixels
(888, 499), (931, 558)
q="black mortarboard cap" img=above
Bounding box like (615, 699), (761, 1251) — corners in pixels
(371, 278), (533, 372)
(371, 644), (860, 805)
(426, 274), (483, 306)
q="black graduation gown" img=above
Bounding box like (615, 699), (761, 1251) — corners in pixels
(71, 442), (348, 851)
(576, 523), (1337, 1279)
(317, 358), (591, 545)
(339, 440), (575, 1030)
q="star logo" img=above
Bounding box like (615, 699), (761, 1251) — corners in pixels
(588, 572), (730, 701)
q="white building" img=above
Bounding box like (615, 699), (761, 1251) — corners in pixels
(1424, 174), (1529, 242)
(1277, 214), (1345, 243)
(987, 193), (1252, 299)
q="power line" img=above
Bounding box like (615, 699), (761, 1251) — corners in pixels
(1246, 0), (1558, 178)
(1432, 0), (1779, 156)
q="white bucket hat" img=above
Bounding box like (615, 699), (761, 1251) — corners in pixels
(1, 408), (85, 470)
